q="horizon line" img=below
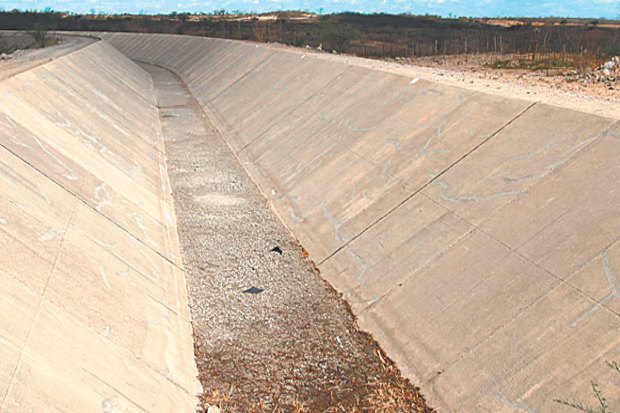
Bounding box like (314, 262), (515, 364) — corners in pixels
(0, 7), (618, 20)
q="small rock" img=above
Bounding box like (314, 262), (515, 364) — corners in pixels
(602, 61), (616, 70)
(207, 406), (221, 413)
(243, 286), (264, 294)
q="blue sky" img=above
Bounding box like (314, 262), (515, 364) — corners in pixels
(0, 0), (618, 18)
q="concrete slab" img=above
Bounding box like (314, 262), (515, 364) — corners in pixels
(423, 104), (615, 228)
(480, 130), (620, 278)
(0, 39), (200, 411)
(0, 145), (74, 294)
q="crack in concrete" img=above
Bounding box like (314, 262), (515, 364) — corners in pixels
(322, 205), (345, 243)
(431, 180), (524, 203)
(571, 250), (620, 328)
(386, 136), (401, 150)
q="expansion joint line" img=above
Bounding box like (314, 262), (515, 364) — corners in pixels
(0, 141), (183, 272)
(318, 101), (538, 266)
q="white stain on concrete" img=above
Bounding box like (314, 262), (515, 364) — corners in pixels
(38, 227), (65, 242)
(37, 183), (51, 205)
(116, 267), (131, 276)
(99, 263), (112, 290)
(87, 234), (118, 249)
(94, 181), (112, 212)
(30, 133), (79, 181)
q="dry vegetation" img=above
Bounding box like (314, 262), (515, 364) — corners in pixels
(554, 360), (620, 413)
(1, 11), (618, 80)
(199, 347), (435, 413)
(0, 29), (59, 54)
(0, 11), (618, 60)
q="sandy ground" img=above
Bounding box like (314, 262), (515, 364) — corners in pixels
(263, 42), (620, 120)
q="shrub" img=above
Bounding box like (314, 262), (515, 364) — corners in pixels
(554, 361), (619, 413)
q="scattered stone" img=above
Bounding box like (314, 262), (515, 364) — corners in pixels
(207, 406), (221, 413)
(602, 58), (617, 71)
(563, 56), (619, 86)
(270, 246), (283, 254)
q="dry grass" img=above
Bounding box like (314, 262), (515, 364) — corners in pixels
(201, 388), (232, 412)
(200, 349), (434, 413)
(359, 351), (433, 413)
(484, 53), (605, 73)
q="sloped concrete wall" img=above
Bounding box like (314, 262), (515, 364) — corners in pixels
(0, 39), (201, 411)
(102, 33), (620, 412)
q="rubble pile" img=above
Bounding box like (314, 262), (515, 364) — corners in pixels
(563, 56), (619, 87)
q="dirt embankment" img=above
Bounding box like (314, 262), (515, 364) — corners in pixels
(398, 53), (619, 104)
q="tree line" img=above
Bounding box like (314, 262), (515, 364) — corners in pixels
(0, 11), (617, 59)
